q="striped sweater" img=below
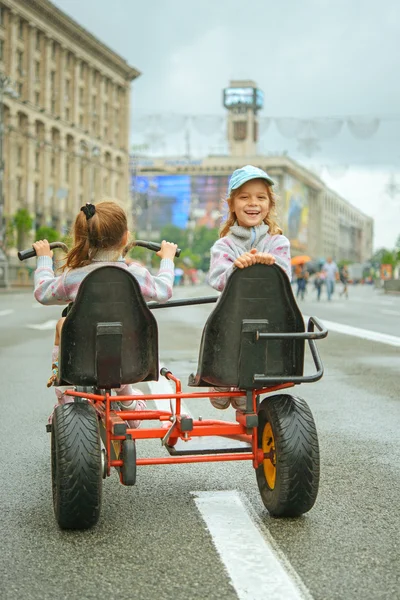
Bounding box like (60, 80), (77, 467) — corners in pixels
(208, 223), (291, 292)
(34, 249), (175, 305)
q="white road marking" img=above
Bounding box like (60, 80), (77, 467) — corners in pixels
(192, 491), (312, 600)
(147, 366), (192, 416)
(26, 319), (58, 330)
(0, 309), (14, 317)
(304, 315), (400, 347)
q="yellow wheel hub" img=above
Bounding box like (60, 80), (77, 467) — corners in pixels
(262, 422), (276, 489)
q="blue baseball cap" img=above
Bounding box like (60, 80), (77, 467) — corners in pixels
(228, 165), (275, 195)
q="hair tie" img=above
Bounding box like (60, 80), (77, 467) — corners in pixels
(80, 203), (96, 220)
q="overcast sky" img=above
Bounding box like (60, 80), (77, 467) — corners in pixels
(53, 0), (400, 250)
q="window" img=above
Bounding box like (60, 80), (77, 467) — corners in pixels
(35, 91), (40, 105)
(17, 145), (23, 166)
(51, 156), (55, 177)
(34, 182), (39, 207)
(65, 107), (70, 121)
(79, 87), (84, 106)
(18, 18), (23, 39)
(35, 150), (40, 171)
(52, 40), (56, 59)
(66, 51), (71, 67)
(79, 113), (83, 127)
(17, 50), (23, 72)
(65, 156), (70, 180)
(17, 176), (22, 200)
(36, 30), (40, 50)
(0, 39), (3, 61)
(0, 7), (4, 28)
(35, 60), (40, 81)
(65, 79), (70, 97)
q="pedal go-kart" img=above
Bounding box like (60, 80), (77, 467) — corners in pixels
(19, 241), (327, 530)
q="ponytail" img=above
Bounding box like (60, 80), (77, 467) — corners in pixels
(61, 200), (128, 271)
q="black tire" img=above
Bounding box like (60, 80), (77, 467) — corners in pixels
(256, 394), (320, 517)
(120, 438), (137, 486)
(51, 401), (102, 529)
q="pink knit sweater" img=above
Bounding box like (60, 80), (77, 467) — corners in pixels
(208, 223), (291, 292)
(34, 249), (175, 305)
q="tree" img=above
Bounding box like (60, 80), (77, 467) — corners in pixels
(35, 226), (59, 243)
(13, 209), (33, 250)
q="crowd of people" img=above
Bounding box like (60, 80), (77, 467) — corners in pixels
(293, 257), (349, 302)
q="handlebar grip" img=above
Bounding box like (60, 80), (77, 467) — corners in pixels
(18, 242), (68, 261)
(135, 240), (181, 257)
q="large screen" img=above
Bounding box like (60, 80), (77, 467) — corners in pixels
(223, 87), (264, 110)
(132, 174), (230, 233)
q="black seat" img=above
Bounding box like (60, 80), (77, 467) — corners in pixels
(58, 266), (159, 388)
(188, 264), (305, 388)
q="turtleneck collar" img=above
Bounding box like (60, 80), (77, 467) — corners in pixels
(228, 222), (270, 251)
(90, 248), (125, 262)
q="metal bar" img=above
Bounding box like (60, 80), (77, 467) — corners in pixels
(133, 453), (255, 466)
(257, 315), (328, 340)
(147, 296), (219, 310)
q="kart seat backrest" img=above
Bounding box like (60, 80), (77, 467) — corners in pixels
(188, 263), (305, 388)
(58, 265), (159, 388)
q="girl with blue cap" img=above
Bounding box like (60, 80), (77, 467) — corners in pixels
(208, 165), (292, 409)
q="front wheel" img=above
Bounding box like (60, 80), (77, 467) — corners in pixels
(256, 394), (320, 517)
(51, 400), (103, 529)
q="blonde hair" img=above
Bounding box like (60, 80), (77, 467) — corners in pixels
(61, 200), (128, 270)
(220, 179), (282, 238)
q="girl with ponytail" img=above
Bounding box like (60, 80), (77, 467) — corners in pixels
(32, 200), (178, 427)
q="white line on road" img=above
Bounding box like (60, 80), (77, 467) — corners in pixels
(26, 319), (58, 330)
(192, 491), (312, 600)
(304, 315), (400, 348)
(0, 309), (14, 317)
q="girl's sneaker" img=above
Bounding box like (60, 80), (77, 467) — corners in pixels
(209, 387), (233, 409)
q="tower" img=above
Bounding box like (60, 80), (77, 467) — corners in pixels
(224, 80), (264, 157)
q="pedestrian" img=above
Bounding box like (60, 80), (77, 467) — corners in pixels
(33, 200), (178, 426)
(314, 270), (325, 301)
(208, 164), (291, 410)
(322, 256), (338, 301)
(295, 262), (308, 300)
(339, 264), (349, 298)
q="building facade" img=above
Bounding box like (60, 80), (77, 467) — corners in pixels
(0, 0), (139, 247)
(132, 154), (374, 263)
(131, 79), (373, 264)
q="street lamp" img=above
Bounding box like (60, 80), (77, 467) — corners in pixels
(0, 73), (19, 245)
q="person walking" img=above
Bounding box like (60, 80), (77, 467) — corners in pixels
(322, 257), (338, 301)
(339, 264), (349, 298)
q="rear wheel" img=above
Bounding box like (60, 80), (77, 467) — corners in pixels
(256, 394), (320, 517)
(51, 400), (102, 529)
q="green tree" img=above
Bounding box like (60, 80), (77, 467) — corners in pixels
(35, 226), (59, 243)
(14, 209), (33, 250)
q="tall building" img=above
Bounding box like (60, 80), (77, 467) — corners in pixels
(0, 0), (139, 247)
(132, 81), (374, 263)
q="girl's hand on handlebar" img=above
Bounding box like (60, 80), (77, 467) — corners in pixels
(254, 252), (276, 265)
(234, 248), (257, 269)
(32, 239), (53, 258)
(157, 240), (178, 261)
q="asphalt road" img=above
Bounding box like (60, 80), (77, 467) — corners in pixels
(0, 283), (399, 600)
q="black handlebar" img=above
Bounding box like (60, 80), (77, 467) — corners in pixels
(18, 242), (69, 261)
(18, 240), (181, 261)
(134, 240), (181, 257)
